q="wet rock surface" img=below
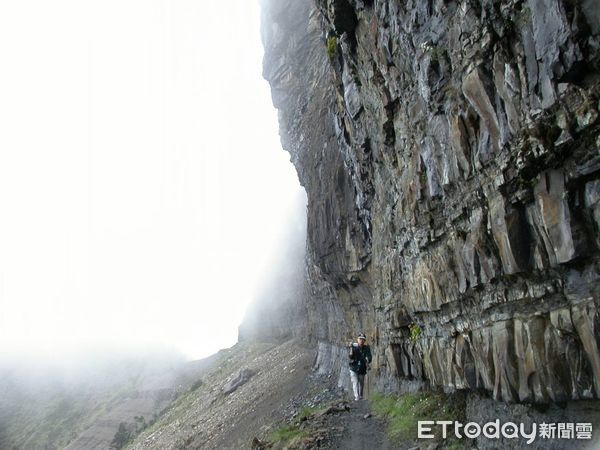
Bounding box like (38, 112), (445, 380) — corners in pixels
(256, 0), (600, 408)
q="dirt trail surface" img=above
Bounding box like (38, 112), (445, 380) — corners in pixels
(327, 400), (391, 450)
(277, 396), (415, 450)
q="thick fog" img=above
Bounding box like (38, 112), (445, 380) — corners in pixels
(239, 186), (308, 342)
(0, 0), (305, 362)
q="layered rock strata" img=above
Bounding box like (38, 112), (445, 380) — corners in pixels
(254, 0), (600, 405)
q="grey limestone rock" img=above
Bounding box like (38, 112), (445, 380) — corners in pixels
(222, 368), (255, 395)
(251, 0), (600, 407)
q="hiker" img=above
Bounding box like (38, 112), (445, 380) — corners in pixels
(348, 333), (372, 401)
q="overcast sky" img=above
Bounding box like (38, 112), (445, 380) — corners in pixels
(0, 0), (305, 360)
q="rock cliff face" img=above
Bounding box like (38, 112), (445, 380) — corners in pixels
(254, 0), (600, 405)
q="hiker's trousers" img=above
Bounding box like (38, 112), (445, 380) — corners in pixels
(350, 370), (365, 400)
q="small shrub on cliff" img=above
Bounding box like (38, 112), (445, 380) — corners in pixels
(110, 423), (132, 449)
(298, 406), (320, 421)
(189, 378), (203, 392)
(326, 36), (338, 60)
(409, 323), (421, 341)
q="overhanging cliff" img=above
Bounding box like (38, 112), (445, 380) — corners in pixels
(253, 0), (600, 405)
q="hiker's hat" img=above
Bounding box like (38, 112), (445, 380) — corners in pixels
(357, 333), (366, 340)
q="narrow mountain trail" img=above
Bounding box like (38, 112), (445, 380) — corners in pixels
(328, 399), (392, 450)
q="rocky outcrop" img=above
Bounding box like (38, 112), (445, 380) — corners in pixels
(223, 368), (255, 395)
(254, 0), (600, 405)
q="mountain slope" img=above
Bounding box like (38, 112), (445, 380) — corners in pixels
(128, 340), (314, 450)
(0, 351), (210, 450)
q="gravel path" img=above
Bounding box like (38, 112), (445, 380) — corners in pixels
(328, 399), (392, 450)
